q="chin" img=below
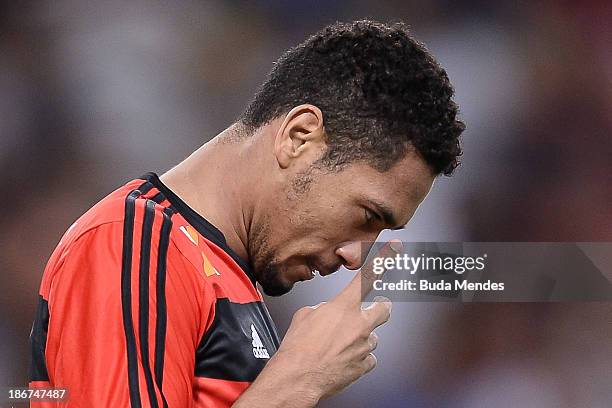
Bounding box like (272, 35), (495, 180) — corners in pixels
(259, 279), (294, 297)
(255, 263), (295, 296)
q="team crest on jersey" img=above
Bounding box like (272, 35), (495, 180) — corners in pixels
(251, 324), (270, 359)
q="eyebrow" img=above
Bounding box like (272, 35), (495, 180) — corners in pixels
(366, 199), (403, 230)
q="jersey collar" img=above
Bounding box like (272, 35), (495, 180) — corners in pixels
(141, 172), (257, 287)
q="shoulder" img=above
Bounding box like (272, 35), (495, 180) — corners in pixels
(40, 178), (198, 288)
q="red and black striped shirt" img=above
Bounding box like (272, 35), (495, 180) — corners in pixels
(30, 173), (280, 407)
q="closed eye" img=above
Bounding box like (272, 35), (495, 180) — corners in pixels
(362, 199), (401, 229)
(364, 208), (382, 224)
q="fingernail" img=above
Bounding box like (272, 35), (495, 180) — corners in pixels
(389, 240), (403, 252)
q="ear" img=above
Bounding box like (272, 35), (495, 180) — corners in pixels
(274, 104), (326, 169)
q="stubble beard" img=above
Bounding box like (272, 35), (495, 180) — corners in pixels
(248, 216), (292, 296)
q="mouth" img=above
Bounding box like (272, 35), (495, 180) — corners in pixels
(308, 262), (340, 278)
(294, 260), (341, 283)
(305, 264), (318, 280)
(294, 264), (315, 282)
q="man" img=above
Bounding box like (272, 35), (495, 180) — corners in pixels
(29, 20), (463, 407)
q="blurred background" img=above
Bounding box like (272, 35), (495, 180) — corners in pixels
(1, 1), (611, 407)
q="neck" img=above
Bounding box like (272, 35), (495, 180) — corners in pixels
(160, 124), (260, 262)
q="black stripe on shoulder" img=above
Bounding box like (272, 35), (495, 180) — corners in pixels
(120, 181), (151, 408)
(139, 181), (154, 196)
(150, 191), (165, 204)
(154, 207), (174, 408)
(138, 199), (160, 408)
(29, 295), (50, 382)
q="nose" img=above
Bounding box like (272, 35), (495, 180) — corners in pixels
(335, 241), (374, 270)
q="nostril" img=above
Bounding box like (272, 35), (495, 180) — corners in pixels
(335, 241), (363, 270)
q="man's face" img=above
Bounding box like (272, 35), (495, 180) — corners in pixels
(250, 150), (435, 296)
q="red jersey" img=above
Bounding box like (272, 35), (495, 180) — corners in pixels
(29, 173), (280, 407)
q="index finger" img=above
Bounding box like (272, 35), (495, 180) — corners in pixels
(333, 239), (403, 307)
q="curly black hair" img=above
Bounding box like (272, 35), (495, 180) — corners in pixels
(240, 20), (464, 175)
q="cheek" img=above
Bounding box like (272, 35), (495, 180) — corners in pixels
(262, 209), (319, 252)
(269, 196), (361, 252)
(303, 208), (361, 244)
(270, 214), (337, 257)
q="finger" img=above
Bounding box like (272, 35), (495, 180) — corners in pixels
(309, 301), (326, 310)
(333, 240), (402, 307)
(293, 301), (327, 322)
(363, 296), (392, 329)
(358, 240), (402, 299)
(368, 331), (379, 352)
(362, 353), (377, 374)
(292, 306), (313, 321)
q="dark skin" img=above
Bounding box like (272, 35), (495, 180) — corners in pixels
(161, 104), (435, 406)
(162, 104), (434, 294)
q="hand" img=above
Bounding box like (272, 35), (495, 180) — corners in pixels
(234, 240), (401, 407)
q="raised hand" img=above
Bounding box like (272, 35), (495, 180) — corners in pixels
(234, 240), (402, 407)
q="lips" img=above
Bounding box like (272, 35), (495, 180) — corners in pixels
(300, 264), (316, 281)
(310, 262), (340, 277)
(296, 260), (342, 282)
(305, 263), (318, 278)
(318, 268), (335, 277)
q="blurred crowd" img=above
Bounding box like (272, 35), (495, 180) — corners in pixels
(1, 1), (611, 407)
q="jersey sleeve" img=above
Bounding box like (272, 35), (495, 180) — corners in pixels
(29, 200), (216, 407)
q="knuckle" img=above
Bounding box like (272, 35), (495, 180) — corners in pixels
(368, 332), (379, 350)
(375, 298), (393, 314)
(375, 302), (392, 322)
(293, 306), (311, 320)
(364, 303), (391, 325)
(312, 301), (326, 310)
(373, 295), (391, 304)
(365, 353), (377, 371)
